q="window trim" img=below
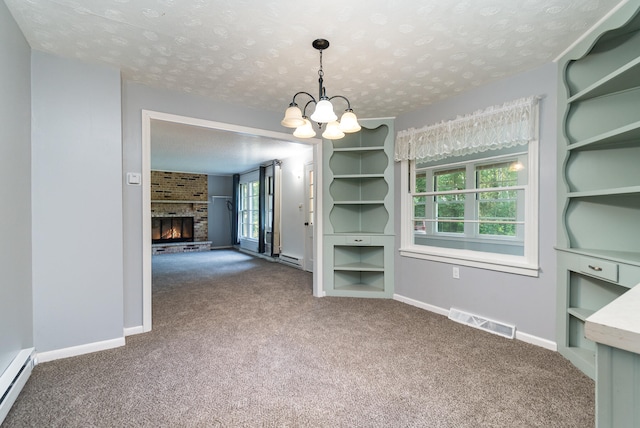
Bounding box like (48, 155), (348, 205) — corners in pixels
(239, 180), (260, 241)
(399, 140), (539, 277)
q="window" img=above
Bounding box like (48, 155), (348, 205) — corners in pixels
(413, 152), (526, 242)
(476, 162), (520, 237)
(402, 148), (537, 276)
(396, 96), (540, 276)
(239, 180), (259, 240)
(433, 168), (466, 233)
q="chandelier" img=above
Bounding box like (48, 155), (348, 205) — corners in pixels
(280, 39), (361, 140)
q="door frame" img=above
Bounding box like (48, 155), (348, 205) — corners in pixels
(303, 161), (315, 272)
(141, 110), (323, 332)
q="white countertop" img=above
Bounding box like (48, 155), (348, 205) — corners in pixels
(585, 283), (640, 355)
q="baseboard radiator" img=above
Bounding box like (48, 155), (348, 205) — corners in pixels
(448, 308), (516, 339)
(0, 348), (36, 424)
(279, 254), (303, 269)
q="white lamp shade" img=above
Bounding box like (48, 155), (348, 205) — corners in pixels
(338, 111), (361, 133)
(310, 99), (338, 123)
(281, 105), (305, 128)
(293, 118), (316, 138)
(322, 121), (345, 140)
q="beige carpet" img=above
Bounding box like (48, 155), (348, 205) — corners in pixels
(3, 249), (594, 427)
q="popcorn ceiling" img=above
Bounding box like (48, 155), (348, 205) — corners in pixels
(5, 0), (621, 117)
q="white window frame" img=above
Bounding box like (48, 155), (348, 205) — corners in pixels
(239, 180), (259, 241)
(399, 141), (539, 277)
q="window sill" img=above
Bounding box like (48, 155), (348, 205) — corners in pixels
(399, 246), (539, 277)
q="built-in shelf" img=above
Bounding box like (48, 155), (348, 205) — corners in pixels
(151, 200), (209, 204)
(333, 200), (385, 205)
(567, 120), (640, 151)
(567, 185), (640, 198)
(558, 247), (640, 267)
(333, 174), (385, 179)
(568, 307), (596, 322)
(568, 56), (640, 103)
(563, 248), (640, 266)
(334, 263), (384, 271)
(333, 146), (384, 152)
(333, 284), (385, 292)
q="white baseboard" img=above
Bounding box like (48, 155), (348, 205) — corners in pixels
(393, 293), (558, 351)
(124, 325), (145, 336)
(36, 337), (125, 363)
(393, 294), (450, 316)
(515, 331), (557, 351)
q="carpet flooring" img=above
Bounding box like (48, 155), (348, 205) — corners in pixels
(3, 249), (595, 427)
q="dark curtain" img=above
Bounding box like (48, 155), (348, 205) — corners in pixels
(231, 173), (240, 245)
(258, 166), (266, 253)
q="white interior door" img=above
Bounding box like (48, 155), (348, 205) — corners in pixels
(303, 162), (314, 272)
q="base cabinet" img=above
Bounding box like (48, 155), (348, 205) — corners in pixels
(556, 250), (637, 378)
(584, 279), (640, 427)
(324, 235), (394, 298)
(594, 344), (640, 427)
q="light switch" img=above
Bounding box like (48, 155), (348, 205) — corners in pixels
(127, 172), (141, 185)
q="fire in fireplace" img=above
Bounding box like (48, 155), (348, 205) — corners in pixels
(152, 217), (194, 244)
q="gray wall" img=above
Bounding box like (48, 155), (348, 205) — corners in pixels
(122, 82), (285, 328)
(31, 52), (124, 352)
(0, 2), (33, 373)
(394, 63), (559, 341)
(208, 175), (234, 248)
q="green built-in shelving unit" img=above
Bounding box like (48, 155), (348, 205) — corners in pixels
(556, 0), (640, 381)
(323, 118), (394, 298)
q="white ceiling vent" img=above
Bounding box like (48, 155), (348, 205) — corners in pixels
(448, 308), (516, 339)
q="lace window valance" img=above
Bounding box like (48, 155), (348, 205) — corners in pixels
(394, 96), (540, 162)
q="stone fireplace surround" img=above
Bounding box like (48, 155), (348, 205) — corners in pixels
(151, 171), (211, 255)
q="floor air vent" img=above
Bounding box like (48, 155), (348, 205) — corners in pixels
(448, 308), (516, 339)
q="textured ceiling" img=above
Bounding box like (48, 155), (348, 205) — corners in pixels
(150, 120), (313, 175)
(5, 0), (624, 118)
(4, 0), (624, 175)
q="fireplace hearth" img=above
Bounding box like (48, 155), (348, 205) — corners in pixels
(152, 217), (194, 244)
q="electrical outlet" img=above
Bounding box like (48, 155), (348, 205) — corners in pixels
(452, 266), (460, 279)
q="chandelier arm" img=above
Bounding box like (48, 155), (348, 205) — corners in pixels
(301, 99), (316, 117)
(290, 91), (317, 106)
(328, 95), (353, 111)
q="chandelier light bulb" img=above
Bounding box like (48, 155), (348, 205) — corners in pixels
(293, 118), (316, 138)
(322, 121), (345, 140)
(338, 110), (361, 133)
(310, 99), (338, 123)
(281, 105), (305, 128)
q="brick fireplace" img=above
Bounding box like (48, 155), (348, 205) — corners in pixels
(151, 171), (211, 254)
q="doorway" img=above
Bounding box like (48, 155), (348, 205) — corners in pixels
(141, 110), (323, 332)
